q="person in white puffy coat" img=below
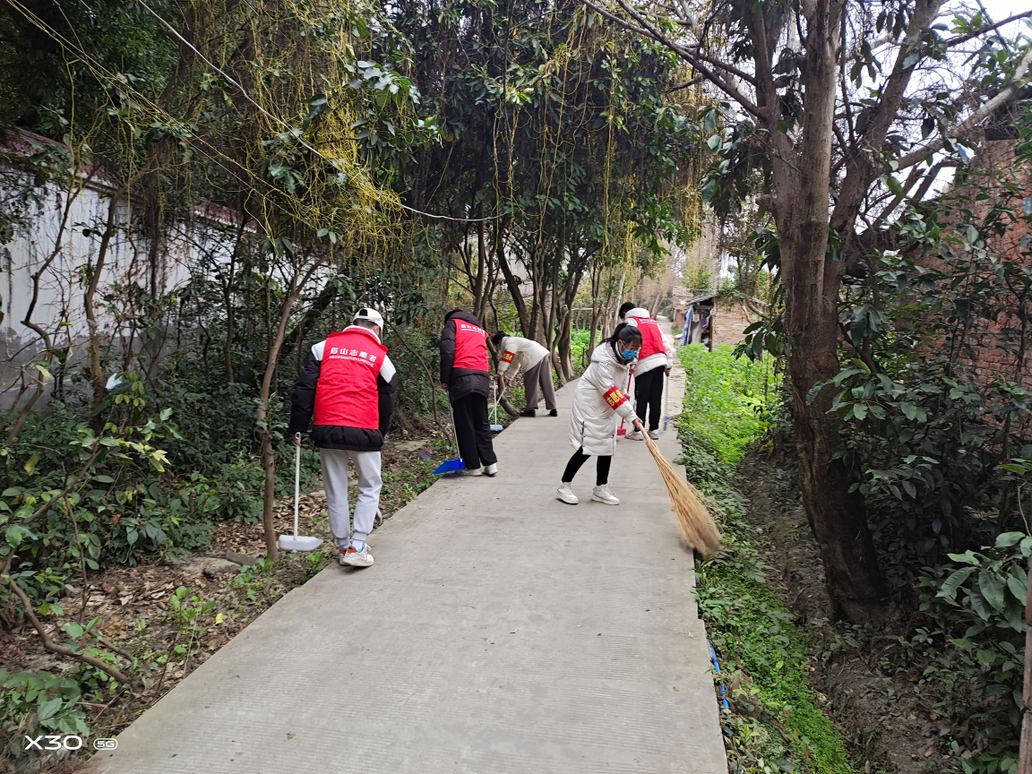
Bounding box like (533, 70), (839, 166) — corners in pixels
(556, 324), (644, 506)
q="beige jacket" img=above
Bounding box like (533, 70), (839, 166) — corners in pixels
(497, 336), (549, 377)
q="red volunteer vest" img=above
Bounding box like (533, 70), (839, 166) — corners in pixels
(452, 320), (489, 371)
(314, 328), (387, 430)
(635, 316), (665, 359)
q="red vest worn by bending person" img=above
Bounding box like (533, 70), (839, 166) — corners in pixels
(635, 316), (665, 359)
(452, 320), (489, 372)
(314, 327), (388, 430)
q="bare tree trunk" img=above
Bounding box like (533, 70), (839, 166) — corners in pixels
(773, 0), (887, 619)
(85, 185), (132, 430)
(496, 233), (530, 335)
(256, 254), (326, 561)
(1019, 553), (1032, 773)
(7, 173), (82, 441)
(587, 262), (603, 360)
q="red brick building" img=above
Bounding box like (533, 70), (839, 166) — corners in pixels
(674, 292), (763, 349)
(931, 137), (1032, 391)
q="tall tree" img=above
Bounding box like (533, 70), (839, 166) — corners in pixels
(583, 0), (1032, 619)
(390, 0), (702, 365)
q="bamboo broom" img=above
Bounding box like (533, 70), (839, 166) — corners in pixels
(642, 433), (722, 555)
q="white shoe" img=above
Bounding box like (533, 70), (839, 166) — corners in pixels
(341, 545), (374, 567)
(624, 431), (644, 441)
(462, 467), (483, 477)
(556, 482), (579, 504)
(592, 485), (620, 505)
(484, 463), (498, 476)
(648, 430), (659, 440)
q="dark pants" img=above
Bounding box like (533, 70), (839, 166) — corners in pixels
(562, 448), (612, 486)
(634, 367), (665, 431)
(452, 393), (497, 470)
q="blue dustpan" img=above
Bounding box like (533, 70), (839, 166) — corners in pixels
(434, 457), (465, 474)
(435, 395), (465, 474)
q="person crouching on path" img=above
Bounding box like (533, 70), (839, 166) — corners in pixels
(440, 309), (498, 477)
(491, 331), (558, 418)
(556, 323), (644, 506)
(289, 308), (398, 568)
(619, 302), (674, 442)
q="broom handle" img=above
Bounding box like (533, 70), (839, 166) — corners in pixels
(619, 370), (633, 431)
(293, 433), (301, 539)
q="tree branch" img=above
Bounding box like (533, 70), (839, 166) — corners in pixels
(897, 44), (1032, 170)
(945, 11), (1032, 48)
(579, 0), (763, 118)
(7, 580), (132, 685)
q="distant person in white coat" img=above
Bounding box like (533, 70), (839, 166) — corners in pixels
(556, 324), (643, 506)
(491, 331), (558, 417)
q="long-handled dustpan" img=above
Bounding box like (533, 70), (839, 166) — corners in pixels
(433, 399), (465, 474)
(490, 381), (506, 433)
(278, 434), (323, 552)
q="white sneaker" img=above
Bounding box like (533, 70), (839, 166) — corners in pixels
(624, 431), (644, 441)
(462, 467), (483, 477)
(556, 482), (579, 504)
(341, 545), (374, 567)
(592, 485), (620, 505)
(648, 430), (659, 440)
(484, 463), (498, 477)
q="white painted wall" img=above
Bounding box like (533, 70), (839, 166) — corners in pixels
(0, 160), (238, 407)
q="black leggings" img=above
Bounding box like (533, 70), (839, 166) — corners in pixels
(562, 447), (611, 486)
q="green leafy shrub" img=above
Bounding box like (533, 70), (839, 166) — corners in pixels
(569, 329), (593, 374)
(684, 438), (854, 773)
(0, 668), (89, 768)
(810, 186), (1032, 772)
(678, 343), (778, 465)
(677, 348), (851, 772)
(0, 381), (226, 617)
(879, 532), (1030, 773)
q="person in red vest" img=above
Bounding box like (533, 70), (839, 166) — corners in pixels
(440, 309), (498, 476)
(619, 301), (674, 441)
(289, 308), (398, 568)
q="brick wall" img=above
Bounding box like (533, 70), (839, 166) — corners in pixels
(933, 139), (1032, 391)
(711, 297), (761, 348)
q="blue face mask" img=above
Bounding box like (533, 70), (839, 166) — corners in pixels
(620, 348), (639, 360)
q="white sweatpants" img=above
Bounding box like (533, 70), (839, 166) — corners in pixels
(319, 448), (382, 548)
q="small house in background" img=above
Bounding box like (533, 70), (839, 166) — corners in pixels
(673, 292), (764, 350)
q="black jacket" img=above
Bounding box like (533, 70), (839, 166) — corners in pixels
(289, 333), (399, 451)
(439, 311), (490, 402)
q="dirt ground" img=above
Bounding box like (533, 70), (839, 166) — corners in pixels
(738, 446), (961, 774)
(0, 432), (448, 772)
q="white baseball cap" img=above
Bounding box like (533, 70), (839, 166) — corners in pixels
(353, 307), (384, 328)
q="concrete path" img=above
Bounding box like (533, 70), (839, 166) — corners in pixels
(84, 340), (726, 773)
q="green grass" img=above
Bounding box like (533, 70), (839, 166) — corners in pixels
(678, 344), (777, 465)
(570, 329), (594, 375)
(676, 347), (853, 773)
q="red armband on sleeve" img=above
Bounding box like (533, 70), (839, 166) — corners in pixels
(502, 351), (515, 363)
(603, 386), (628, 409)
